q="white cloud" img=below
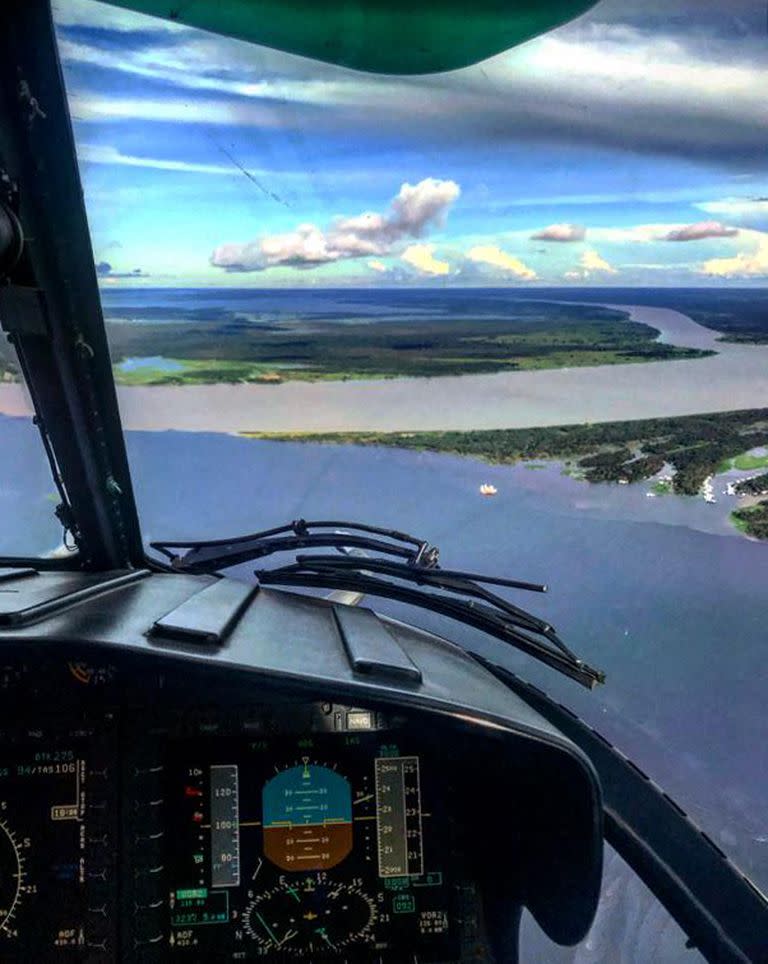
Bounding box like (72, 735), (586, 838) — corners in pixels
(700, 229), (768, 277)
(565, 248), (619, 280)
(401, 245), (451, 276)
(467, 245), (537, 280)
(663, 220), (738, 241)
(68, 93), (287, 128)
(580, 249), (617, 274)
(390, 180), (460, 234)
(368, 260), (388, 272)
(562, 220), (745, 244)
(530, 223), (585, 243)
(211, 177), (460, 271)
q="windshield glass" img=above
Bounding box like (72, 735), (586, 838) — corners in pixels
(54, 0), (768, 941)
(0, 344), (69, 557)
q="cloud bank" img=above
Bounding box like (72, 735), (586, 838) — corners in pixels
(210, 178), (460, 271)
(59, 11), (768, 171)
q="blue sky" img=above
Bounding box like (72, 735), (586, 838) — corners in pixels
(54, 0), (768, 287)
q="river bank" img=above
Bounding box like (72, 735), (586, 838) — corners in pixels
(2, 303), (766, 433)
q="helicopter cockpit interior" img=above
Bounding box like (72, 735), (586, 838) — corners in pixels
(1, 1), (767, 962)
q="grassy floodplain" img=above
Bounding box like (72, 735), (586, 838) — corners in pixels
(718, 452), (768, 472)
(243, 408), (768, 539)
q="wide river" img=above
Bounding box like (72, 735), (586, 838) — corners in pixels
(1, 303), (768, 432)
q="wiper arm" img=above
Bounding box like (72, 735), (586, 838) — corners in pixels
(293, 554), (556, 640)
(256, 563), (603, 689)
(151, 518), (438, 573)
(151, 518), (605, 689)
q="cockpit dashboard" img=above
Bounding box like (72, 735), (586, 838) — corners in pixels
(0, 572), (603, 962)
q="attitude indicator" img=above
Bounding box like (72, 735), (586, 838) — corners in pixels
(262, 759), (352, 871)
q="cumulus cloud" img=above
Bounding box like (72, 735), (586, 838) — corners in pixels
(700, 229), (768, 278)
(368, 260), (387, 272)
(467, 245), (537, 280)
(580, 249), (617, 274)
(401, 244), (451, 276)
(664, 220), (738, 241)
(210, 178), (460, 272)
(565, 249), (618, 280)
(530, 223), (586, 243)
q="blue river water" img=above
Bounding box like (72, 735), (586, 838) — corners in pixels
(2, 414), (765, 960)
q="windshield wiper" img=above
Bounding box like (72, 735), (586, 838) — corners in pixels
(152, 518), (438, 572)
(151, 519), (605, 689)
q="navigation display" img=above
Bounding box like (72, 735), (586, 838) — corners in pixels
(166, 730), (460, 961)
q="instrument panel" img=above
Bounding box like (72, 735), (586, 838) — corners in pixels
(0, 652), (489, 963)
(166, 727), (460, 961)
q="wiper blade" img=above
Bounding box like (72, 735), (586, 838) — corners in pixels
(256, 564), (603, 690)
(151, 518), (438, 573)
(152, 518), (605, 689)
(293, 554), (555, 640)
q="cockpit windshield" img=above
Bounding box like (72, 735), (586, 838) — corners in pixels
(44, 0), (768, 945)
(0, 348), (67, 558)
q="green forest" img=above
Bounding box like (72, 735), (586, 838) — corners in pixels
(100, 302), (709, 384)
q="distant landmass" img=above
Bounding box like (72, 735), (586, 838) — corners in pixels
(546, 288), (768, 344)
(101, 296), (708, 385)
(6, 286), (762, 383)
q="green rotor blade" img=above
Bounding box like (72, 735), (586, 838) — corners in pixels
(102, 0), (599, 74)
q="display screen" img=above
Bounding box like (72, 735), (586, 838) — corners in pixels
(166, 729), (461, 961)
(0, 721), (116, 960)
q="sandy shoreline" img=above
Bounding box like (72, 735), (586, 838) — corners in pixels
(1, 304), (767, 434)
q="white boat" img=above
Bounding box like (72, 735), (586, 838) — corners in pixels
(479, 483), (498, 496)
